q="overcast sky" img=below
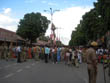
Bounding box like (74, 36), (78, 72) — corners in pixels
(0, 0), (97, 45)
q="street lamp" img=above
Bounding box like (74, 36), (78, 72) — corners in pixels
(44, 8), (60, 46)
(44, 8), (60, 23)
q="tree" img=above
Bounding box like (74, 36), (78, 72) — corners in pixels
(94, 0), (110, 31)
(16, 12), (50, 43)
(80, 9), (102, 41)
(56, 40), (64, 47)
(69, 9), (103, 46)
(69, 24), (87, 46)
(69, 0), (110, 46)
(39, 35), (50, 42)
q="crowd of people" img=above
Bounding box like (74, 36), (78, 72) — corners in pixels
(0, 43), (86, 67)
(0, 44), (110, 67)
(96, 46), (110, 64)
(43, 45), (84, 67)
(0, 43), (110, 66)
(0, 43), (110, 83)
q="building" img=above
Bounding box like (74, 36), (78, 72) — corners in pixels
(0, 28), (25, 46)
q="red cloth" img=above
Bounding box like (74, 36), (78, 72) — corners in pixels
(12, 52), (16, 58)
(103, 55), (107, 59)
(98, 56), (102, 63)
(28, 48), (32, 59)
(98, 56), (102, 60)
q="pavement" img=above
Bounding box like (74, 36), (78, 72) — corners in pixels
(0, 59), (110, 83)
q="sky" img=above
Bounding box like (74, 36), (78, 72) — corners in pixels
(0, 0), (97, 45)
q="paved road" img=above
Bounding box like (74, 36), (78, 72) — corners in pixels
(0, 59), (110, 83)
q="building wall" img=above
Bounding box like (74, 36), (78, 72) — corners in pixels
(0, 28), (17, 42)
(0, 28), (25, 46)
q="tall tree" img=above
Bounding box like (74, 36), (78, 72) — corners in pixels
(39, 35), (50, 42)
(94, 0), (110, 31)
(69, 9), (101, 46)
(69, 0), (110, 46)
(16, 12), (50, 43)
(81, 9), (102, 41)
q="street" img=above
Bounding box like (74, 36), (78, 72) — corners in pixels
(0, 59), (110, 83)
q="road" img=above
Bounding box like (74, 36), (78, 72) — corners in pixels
(0, 59), (110, 83)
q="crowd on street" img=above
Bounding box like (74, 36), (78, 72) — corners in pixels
(0, 43), (110, 83)
(0, 43), (110, 66)
(0, 43), (84, 68)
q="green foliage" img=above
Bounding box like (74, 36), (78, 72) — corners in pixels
(39, 35), (50, 42)
(69, 0), (110, 46)
(16, 12), (50, 43)
(56, 40), (63, 47)
(69, 25), (87, 46)
(94, 0), (110, 30)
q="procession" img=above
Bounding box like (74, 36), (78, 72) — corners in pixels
(0, 39), (110, 83)
(0, 0), (110, 83)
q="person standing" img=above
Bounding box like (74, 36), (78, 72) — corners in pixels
(21, 46), (26, 62)
(16, 45), (22, 63)
(74, 50), (79, 68)
(51, 47), (54, 62)
(28, 46), (32, 59)
(41, 47), (45, 60)
(60, 47), (64, 61)
(35, 46), (39, 61)
(65, 49), (70, 65)
(78, 50), (82, 64)
(23, 46), (27, 61)
(44, 45), (49, 63)
(104, 51), (110, 77)
(69, 48), (72, 65)
(0, 45), (2, 60)
(57, 47), (61, 63)
(53, 47), (57, 64)
(4, 44), (9, 61)
(72, 49), (75, 66)
(0, 44), (4, 60)
(86, 42), (98, 83)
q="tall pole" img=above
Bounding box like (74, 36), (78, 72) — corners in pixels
(44, 8), (60, 46)
(50, 8), (53, 23)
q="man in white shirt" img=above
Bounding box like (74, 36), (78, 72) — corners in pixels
(16, 46), (21, 63)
